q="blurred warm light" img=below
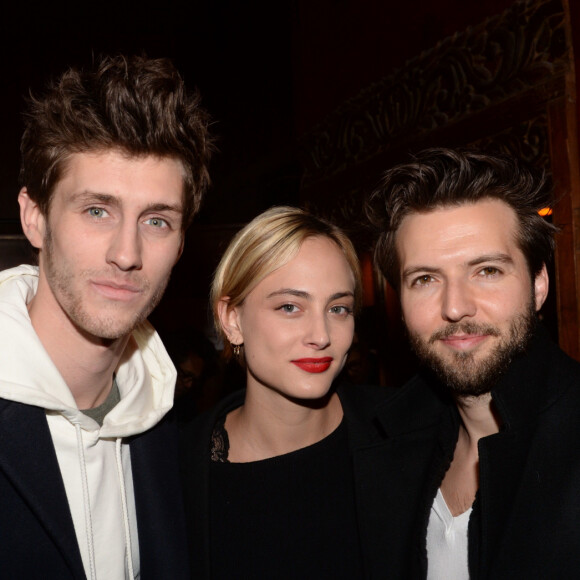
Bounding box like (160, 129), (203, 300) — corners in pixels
(538, 207), (553, 217)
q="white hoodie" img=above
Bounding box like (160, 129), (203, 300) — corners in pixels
(0, 265), (178, 579)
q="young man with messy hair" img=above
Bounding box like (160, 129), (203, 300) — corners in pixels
(0, 55), (212, 579)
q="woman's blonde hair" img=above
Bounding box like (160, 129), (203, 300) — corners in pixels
(211, 206), (362, 358)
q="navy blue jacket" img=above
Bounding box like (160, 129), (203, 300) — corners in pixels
(0, 403), (190, 579)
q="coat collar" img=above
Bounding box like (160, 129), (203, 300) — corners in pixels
(336, 381), (397, 447)
(373, 373), (450, 439)
(490, 324), (572, 429)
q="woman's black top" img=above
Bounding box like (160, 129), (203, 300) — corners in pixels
(208, 417), (364, 579)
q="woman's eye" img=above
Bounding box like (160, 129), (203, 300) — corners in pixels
(279, 304), (298, 313)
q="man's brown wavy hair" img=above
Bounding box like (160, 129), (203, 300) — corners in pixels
(20, 54), (213, 229)
(366, 148), (557, 291)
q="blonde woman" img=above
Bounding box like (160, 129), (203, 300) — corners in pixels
(180, 207), (392, 579)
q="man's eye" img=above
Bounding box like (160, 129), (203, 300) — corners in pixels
(413, 275), (433, 286)
(479, 267), (500, 276)
(146, 218), (167, 228)
(88, 207), (107, 218)
(329, 305), (352, 315)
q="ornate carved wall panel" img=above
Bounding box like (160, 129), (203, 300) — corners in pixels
(302, 0), (566, 189)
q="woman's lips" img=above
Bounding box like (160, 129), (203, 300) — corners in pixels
(291, 357), (333, 373)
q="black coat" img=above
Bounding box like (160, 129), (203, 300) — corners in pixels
(0, 402), (190, 579)
(179, 381), (394, 579)
(361, 325), (580, 579)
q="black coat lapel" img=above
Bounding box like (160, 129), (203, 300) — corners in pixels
(344, 380), (451, 578)
(130, 415), (190, 580)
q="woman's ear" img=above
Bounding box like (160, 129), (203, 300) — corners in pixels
(18, 188), (46, 250)
(217, 297), (244, 345)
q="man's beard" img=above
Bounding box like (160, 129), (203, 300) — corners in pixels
(407, 299), (537, 398)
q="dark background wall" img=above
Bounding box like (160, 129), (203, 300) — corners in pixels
(0, 0), (516, 221)
(0, 0), (525, 338)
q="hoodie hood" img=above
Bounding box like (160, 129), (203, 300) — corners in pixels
(0, 264), (176, 438)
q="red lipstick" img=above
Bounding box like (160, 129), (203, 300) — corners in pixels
(291, 357), (333, 373)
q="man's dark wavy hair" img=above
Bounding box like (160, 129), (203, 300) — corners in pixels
(365, 148), (557, 291)
(19, 54), (213, 229)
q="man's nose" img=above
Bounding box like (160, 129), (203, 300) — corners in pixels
(441, 279), (476, 322)
(106, 220), (143, 271)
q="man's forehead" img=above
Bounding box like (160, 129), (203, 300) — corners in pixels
(53, 150), (185, 198)
(395, 199), (520, 261)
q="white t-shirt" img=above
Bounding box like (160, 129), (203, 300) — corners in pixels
(426, 488), (472, 579)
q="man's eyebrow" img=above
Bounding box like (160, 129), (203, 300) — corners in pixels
(69, 191), (118, 205)
(467, 253), (514, 267)
(69, 191), (183, 214)
(143, 202), (183, 215)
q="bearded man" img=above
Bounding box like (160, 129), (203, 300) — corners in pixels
(363, 148), (580, 579)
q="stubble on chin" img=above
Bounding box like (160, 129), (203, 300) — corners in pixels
(408, 303), (537, 398)
(42, 226), (169, 341)
(65, 277), (167, 341)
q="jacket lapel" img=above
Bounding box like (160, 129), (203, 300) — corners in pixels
(178, 390), (247, 579)
(130, 415), (190, 580)
(476, 425), (533, 577)
(343, 380), (451, 578)
(0, 399), (85, 577)
(474, 327), (563, 576)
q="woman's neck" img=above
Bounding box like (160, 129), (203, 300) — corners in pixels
(224, 387), (343, 462)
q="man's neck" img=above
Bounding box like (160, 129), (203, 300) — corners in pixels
(28, 290), (130, 410)
(456, 392), (501, 443)
(440, 393), (501, 516)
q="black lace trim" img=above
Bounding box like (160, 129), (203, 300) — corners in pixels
(210, 415), (230, 463)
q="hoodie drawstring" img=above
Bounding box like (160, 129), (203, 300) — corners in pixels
(75, 424), (97, 580)
(75, 426), (135, 579)
(116, 437), (135, 579)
